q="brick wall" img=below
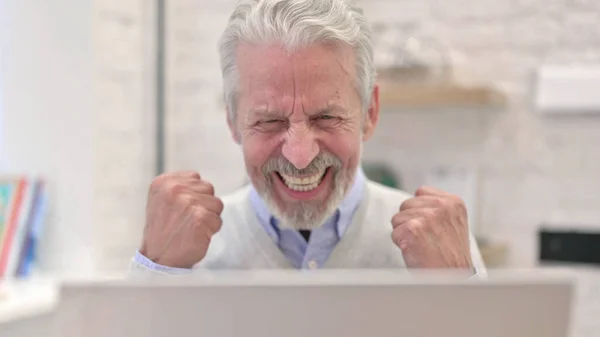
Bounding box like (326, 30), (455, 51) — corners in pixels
(164, 0), (246, 194)
(361, 0), (600, 267)
(162, 0), (600, 269)
(92, 0), (600, 271)
(94, 0), (157, 271)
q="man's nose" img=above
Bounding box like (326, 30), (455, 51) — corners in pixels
(281, 124), (319, 170)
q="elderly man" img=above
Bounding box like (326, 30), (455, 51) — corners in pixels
(131, 0), (486, 275)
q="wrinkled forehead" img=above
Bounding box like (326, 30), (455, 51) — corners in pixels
(235, 42), (359, 115)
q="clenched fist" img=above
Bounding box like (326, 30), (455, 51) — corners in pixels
(391, 186), (473, 269)
(140, 171), (224, 269)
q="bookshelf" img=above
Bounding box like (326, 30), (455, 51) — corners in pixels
(0, 177), (47, 279)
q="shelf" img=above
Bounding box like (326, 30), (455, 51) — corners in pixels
(379, 82), (507, 110)
(376, 66), (507, 110)
(479, 242), (509, 268)
(0, 281), (58, 324)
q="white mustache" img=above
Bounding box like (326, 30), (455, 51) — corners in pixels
(261, 152), (342, 177)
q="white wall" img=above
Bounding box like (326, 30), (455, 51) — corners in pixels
(163, 0), (600, 268)
(92, 0), (157, 271)
(1, 0), (156, 274)
(2, 0), (96, 273)
(164, 1), (246, 194)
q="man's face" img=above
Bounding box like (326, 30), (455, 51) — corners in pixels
(230, 42), (379, 230)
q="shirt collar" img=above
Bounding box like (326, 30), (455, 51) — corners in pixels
(249, 167), (366, 241)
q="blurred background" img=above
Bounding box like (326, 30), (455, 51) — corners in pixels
(1, 0), (600, 278)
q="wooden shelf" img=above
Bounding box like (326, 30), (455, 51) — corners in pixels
(376, 66), (507, 110)
(379, 82), (507, 110)
(479, 242), (509, 268)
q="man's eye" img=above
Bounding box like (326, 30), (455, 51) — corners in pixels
(313, 115), (339, 123)
(255, 119), (287, 132)
(313, 114), (339, 121)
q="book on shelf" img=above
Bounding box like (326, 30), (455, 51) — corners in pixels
(0, 176), (47, 279)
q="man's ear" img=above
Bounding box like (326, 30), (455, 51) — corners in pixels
(226, 107), (241, 144)
(362, 85), (380, 141)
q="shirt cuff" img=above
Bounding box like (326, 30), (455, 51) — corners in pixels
(133, 251), (193, 275)
(468, 267), (486, 279)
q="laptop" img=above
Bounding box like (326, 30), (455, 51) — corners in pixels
(51, 269), (575, 337)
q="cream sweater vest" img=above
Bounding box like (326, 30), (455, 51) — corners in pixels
(130, 180), (486, 274)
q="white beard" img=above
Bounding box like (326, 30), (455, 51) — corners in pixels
(253, 142), (363, 231)
(261, 167), (355, 230)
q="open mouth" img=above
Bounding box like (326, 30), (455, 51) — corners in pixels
(275, 167), (330, 192)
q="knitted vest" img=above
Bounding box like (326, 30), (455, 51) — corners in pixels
(130, 180), (486, 274)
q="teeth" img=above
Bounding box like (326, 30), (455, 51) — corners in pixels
(280, 170), (326, 192)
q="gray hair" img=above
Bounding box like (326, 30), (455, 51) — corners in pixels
(218, 0), (375, 122)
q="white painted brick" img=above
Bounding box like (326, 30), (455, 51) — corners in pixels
(358, 0), (433, 24)
(514, 0), (569, 15)
(92, 0), (155, 270)
(428, 0), (520, 21)
(571, 0), (600, 11)
(161, 0), (600, 275)
(559, 12), (600, 47)
(427, 15), (561, 51)
(95, 0), (142, 15)
(486, 225), (540, 267)
(545, 48), (600, 63)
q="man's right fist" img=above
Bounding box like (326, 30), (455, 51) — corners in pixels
(140, 171), (224, 269)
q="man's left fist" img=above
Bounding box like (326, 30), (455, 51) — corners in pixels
(391, 186), (473, 269)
